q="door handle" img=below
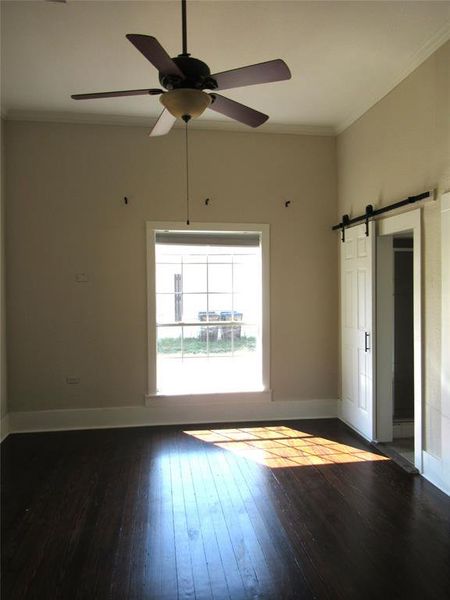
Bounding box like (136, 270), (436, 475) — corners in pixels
(364, 332), (370, 352)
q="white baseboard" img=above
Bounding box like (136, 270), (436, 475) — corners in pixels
(422, 451), (450, 496)
(8, 398), (338, 435)
(145, 389), (272, 406)
(0, 413), (10, 442)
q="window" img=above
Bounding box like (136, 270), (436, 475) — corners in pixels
(147, 224), (269, 396)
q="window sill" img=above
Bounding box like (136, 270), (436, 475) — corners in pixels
(144, 389), (272, 407)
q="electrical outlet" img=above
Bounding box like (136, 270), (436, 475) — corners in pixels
(75, 273), (88, 283)
(66, 377), (80, 385)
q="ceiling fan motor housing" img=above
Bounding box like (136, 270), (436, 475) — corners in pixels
(159, 55), (218, 91)
(160, 88), (212, 119)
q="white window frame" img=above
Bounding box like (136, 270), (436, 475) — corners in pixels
(145, 222), (271, 402)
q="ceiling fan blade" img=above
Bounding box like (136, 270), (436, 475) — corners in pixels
(211, 59), (291, 91)
(71, 88), (163, 100)
(149, 108), (177, 137)
(126, 34), (185, 79)
(208, 94), (268, 128)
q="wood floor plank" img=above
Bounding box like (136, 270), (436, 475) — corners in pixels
(168, 435), (196, 600)
(182, 432), (247, 600)
(217, 445), (302, 596)
(152, 429), (179, 600)
(187, 434), (261, 598)
(228, 445), (318, 599)
(207, 448), (276, 598)
(176, 434), (231, 600)
(174, 432), (214, 600)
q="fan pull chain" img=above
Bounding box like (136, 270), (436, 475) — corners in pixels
(185, 120), (190, 225)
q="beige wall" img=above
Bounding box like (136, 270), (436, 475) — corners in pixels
(5, 122), (338, 412)
(337, 41), (450, 457)
(0, 118), (6, 419)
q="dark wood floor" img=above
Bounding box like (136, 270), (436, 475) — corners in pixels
(2, 419), (450, 600)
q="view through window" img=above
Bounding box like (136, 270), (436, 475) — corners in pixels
(155, 231), (262, 394)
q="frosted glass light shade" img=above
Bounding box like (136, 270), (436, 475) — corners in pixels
(160, 89), (211, 119)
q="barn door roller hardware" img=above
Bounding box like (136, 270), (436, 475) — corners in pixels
(340, 214), (350, 242)
(364, 204), (374, 236)
(332, 190), (433, 241)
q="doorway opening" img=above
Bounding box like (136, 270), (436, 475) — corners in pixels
(376, 209), (422, 471)
(390, 236), (415, 463)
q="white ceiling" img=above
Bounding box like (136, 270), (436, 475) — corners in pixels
(1, 0), (449, 134)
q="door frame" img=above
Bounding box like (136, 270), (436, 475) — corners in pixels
(376, 209), (422, 471)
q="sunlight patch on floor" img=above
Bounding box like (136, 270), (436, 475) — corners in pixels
(184, 426), (389, 468)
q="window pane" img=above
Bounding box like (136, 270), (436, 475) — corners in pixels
(156, 293), (178, 324)
(233, 293), (258, 324)
(182, 252), (205, 264)
(234, 325), (258, 355)
(157, 326), (182, 357)
(155, 248), (182, 264)
(182, 326), (208, 356)
(182, 294), (207, 322)
(156, 263), (182, 293)
(233, 253), (258, 266)
(154, 233), (263, 394)
(233, 261), (258, 295)
(209, 253), (233, 264)
(212, 322), (233, 355)
(183, 263), (207, 293)
(208, 263), (232, 292)
(208, 293), (233, 315)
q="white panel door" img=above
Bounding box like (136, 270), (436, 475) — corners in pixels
(341, 222), (375, 440)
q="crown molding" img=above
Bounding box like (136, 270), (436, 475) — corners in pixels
(187, 118), (335, 137)
(336, 21), (450, 135)
(3, 108), (336, 137)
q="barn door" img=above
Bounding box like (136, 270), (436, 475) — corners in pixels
(340, 222), (375, 440)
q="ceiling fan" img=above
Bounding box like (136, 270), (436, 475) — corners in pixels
(71, 0), (291, 136)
